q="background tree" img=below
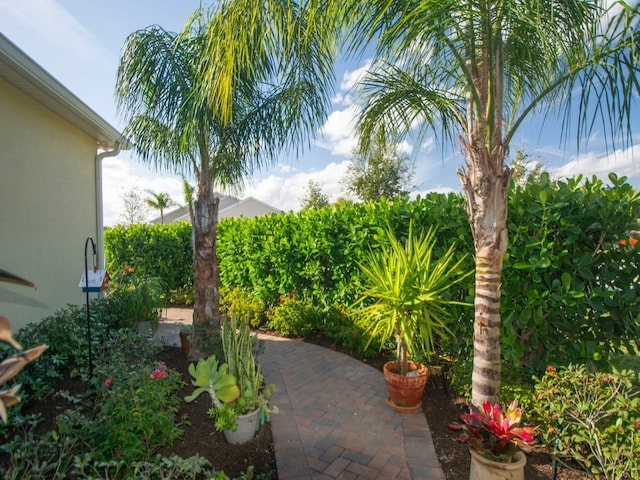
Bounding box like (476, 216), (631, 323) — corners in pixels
(117, 2), (337, 353)
(120, 186), (148, 225)
(342, 129), (415, 201)
(341, 0), (639, 405)
(144, 191), (175, 224)
(300, 180), (330, 209)
(509, 149), (546, 186)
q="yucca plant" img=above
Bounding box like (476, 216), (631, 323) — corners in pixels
(351, 223), (472, 375)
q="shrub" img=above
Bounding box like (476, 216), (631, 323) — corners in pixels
(319, 305), (381, 358)
(90, 360), (184, 463)
(106, 267), (165, 331)
(221, 286), (267, 328)
(266, 293), (323, 338)
(532, 364), (640, 479)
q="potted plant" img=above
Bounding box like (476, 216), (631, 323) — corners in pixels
(449, 399), (537, 480)
(351, 223), (471, 412)
(217, 315), (274, 444)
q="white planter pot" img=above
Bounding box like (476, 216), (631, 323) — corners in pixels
(469, 448), (526, 480)
(223, 408), (260, 445)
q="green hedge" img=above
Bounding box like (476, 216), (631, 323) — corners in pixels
(104, 222), (193, 294)
(104, 174), (640, 377)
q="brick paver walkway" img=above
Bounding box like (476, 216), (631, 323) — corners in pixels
(156, 309), (446, 480)
(259, 335), (445, 480)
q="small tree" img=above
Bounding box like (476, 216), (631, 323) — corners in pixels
(509, 149), (545, 186)
(300, 180), (330, 209)
(144, 191), (175, 224)
(120, 186), (148, 225)
(342, 130), (414, 201)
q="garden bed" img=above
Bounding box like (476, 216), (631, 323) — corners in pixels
(9, 342), (592, 480)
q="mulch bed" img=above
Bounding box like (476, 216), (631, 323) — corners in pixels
(5, 338), (592, 479)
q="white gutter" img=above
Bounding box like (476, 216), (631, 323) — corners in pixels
(96, 143), (122, 270)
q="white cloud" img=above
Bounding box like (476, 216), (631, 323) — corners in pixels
(317, 106), (360, 156)
(0, 0), (116, 68)
(244, 161), (352, 211)
(340, 60), (372, 92)
(548, 145), (640, 183)
(102, 156), (184, 226)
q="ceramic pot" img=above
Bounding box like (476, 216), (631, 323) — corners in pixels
(223, 408), (260, 445)
(383, 360), (428, 413)
(469, 448), (526, 480)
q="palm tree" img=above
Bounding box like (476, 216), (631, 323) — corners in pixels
(338, 0), (639, 405)
(144, 191), (175, 224)
(116, 3), (337, 354)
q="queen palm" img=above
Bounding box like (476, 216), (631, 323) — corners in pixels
(116, 4), (336, 354)
(144, 191), (175, 225)
(338, 0), (639, 405)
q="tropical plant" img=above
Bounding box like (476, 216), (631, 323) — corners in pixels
(0, 269), (47, 423)
(220, 316), (274, 429)
(449, 399), (537, 463)
(116, 1), (337, 356)
(144, 190), (176, 224)
(339, 0), (640, 405)
(184, 355), (240, 407)
(351, 223), (472, 375)
(0, 318), (48, 423)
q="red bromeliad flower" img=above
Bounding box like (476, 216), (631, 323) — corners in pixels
(450, 399), (537, 462)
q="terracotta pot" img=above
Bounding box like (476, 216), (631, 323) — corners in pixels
(179, 330), (191, 356)
(383, 360), (429, 413)
(469, 448), (526, 480)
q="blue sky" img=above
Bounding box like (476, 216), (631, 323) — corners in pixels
(1, 0), (638, 226)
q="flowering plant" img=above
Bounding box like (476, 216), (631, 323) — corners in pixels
(449, 399), (537, 462)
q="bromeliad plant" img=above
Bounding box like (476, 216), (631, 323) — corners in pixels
(450, 399), (537, 462)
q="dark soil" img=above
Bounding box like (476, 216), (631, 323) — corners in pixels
(12, 339), (592, 480)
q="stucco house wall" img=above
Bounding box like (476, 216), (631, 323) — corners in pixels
(0, 34), (127, 331)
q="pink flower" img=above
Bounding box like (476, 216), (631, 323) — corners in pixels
(103, 376), (112, 387)
(150, 363), (168, 379)
(635, 420), (640, 429)
(546, 365), (556, 372)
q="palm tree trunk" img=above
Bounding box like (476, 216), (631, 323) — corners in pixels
(459, 145), (511, 406)
(189, 189), (221, 359)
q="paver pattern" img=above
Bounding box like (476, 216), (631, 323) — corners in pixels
(260, 336), (445, 480)
(156, 308), (446, 479)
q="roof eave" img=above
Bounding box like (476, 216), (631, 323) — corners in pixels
(0, 33), (130, 151)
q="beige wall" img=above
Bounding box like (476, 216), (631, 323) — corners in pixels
(0, 77), (99, 331)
